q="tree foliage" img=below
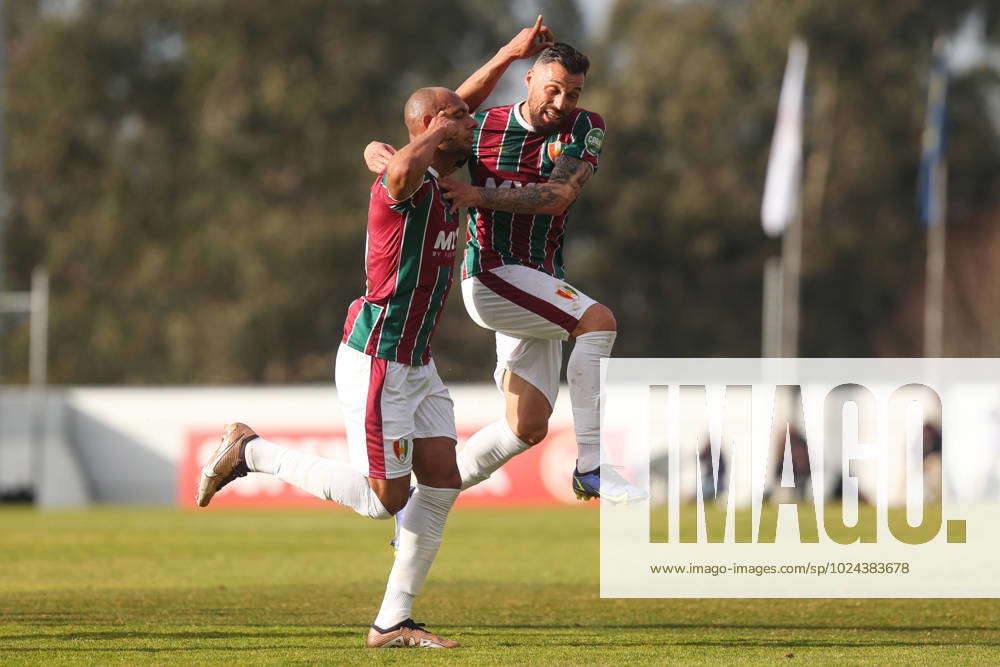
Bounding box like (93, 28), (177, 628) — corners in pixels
(2, 0), (998, 384)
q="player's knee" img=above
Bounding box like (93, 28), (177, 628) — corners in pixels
(513, 420), (548, 446)
(440, 467), (462, 490)
(416, 464), (462, 490)
(379, 497), (406, 517)
(372, 488), (407, 517)
(576, 303), (616, 336)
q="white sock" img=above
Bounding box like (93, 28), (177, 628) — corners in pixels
(456, 420), (531, 490)
(245, 438), (390, 520)
(374, 484), (459, 628)
(568, 330), (617, 472)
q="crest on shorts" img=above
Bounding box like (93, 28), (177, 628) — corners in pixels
(393, 439), (410, 461)
(555, 284), (579, 300)
(547, 140), (564, 162)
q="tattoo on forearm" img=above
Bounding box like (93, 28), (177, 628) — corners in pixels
(549, 155), (593, 190)
(478, 156), (593, 214)
(479, 184), (563, 214)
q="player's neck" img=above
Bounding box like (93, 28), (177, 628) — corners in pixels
(431, 150), (465, 177)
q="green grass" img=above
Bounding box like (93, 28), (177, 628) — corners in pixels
(1, 506), (998, 664)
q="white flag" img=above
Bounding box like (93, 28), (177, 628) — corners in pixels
(761, 39), (808, 237)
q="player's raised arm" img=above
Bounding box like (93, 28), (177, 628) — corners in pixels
(456, 15), (554, 112)
(384, 114), (456, 200)
(383, 88), (473, 201)
(439, 154), (591, 216)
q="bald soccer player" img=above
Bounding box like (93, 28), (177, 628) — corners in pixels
(197, 87), (476, 649)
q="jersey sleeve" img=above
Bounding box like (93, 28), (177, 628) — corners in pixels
(376, 170), (423, 212)
(559, 111), (605, 172)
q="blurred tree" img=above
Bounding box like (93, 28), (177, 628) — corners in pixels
(576, 0), (999, 359)
(4, 0), (516, 383)
(2, 0), (999, 385)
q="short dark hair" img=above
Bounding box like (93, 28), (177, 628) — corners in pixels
(535, 42), (589, 76)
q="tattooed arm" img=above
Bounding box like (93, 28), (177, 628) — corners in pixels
(439, 155), (592, 216)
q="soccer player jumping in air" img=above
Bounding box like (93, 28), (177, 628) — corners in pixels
(198, 87), (476, 649)
(365, 17), (645, 504)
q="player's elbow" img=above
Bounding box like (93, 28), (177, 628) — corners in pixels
(539, 188), (576, 216)
(384, 161), (418, 200)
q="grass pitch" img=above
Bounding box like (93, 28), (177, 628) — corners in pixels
(1, 506), (998, 664)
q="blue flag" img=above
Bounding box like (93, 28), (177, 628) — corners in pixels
(917, 41), (949, 226)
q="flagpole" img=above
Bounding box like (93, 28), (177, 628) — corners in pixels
(761, 38), (808, 358)
(921, 37), (950, 359)
(780, 210), (802, 359)
(923, 158), (947, 358)
(762, 257), (783, 357)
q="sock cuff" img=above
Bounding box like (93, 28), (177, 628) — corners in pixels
(413, 483), (460, 500)
(497, 419), (531, 450)
(576, 330), (617, 346)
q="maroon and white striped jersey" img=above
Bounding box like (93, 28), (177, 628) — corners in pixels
(342, 168), (458, 366)
(463, 103), (604, 280)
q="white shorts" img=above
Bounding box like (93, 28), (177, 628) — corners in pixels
(461, 264), (597, 409)
(335, 343), (457, 480)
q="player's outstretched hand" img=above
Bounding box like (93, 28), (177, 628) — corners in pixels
(439, 177), (482, 215)
(364, 141), (396, 174)
(501, 15), (555, 61)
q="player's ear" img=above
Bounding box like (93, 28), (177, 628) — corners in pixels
(524, 68), (533, 88)
(422, 113), (433, 130)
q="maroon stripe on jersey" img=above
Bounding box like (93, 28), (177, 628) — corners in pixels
(509, 213), (535, 264)
(477, 270), (579, 334)
(365, 315), (386, 357)
(520, 133), (544, 175)
(478, 107), (512, 173)
(475, 209), (505, 272)
(396, 285), (431, 364)
(543, 219), (565, 275)
(420, 282), (453, 365)
(342, 298), (364, 342)
(510, 133), (543, 265)
(365, 356), (388, 478)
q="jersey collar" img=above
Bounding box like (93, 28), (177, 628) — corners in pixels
(513, 101), (536, 133)
(427, 166), (440, 178)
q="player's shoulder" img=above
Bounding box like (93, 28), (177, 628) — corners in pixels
(475, 103), (514, 122)
(372, 169), (432, 208)
(567, 108), (605, 131)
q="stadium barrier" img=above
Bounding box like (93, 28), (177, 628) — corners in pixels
(0, 385), (577, 507)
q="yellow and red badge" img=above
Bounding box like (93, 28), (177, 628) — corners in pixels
(555, 284), (578, 300)
(547, 140), (564, 162)
(393, 439), (410, 461)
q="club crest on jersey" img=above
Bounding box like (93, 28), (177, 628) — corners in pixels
(547, 140), (565, 162)
(392, 439), (410, 462)
(584, 128), (604, 156)
(555, 284), (579, 300)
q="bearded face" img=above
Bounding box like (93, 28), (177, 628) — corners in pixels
(523, 62), (585, 134)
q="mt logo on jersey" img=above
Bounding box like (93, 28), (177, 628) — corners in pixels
(434, 230), (457, 251)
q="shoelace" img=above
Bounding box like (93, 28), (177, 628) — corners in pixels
(401, 619), (428, 630)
